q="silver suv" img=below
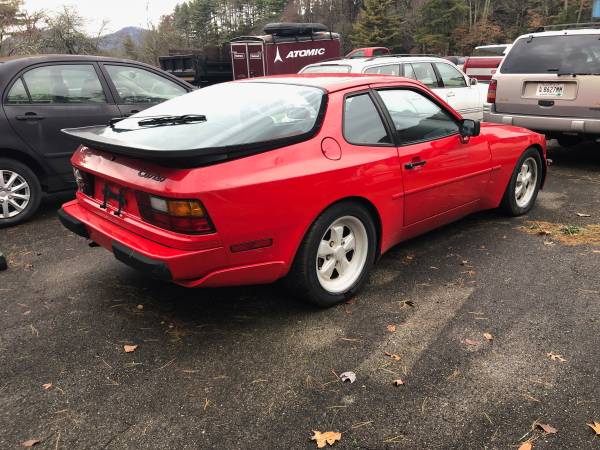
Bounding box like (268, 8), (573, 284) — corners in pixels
(300, 55), (486, 121)
(484, 27), (600, 146)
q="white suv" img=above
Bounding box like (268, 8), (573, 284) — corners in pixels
(300, 55), (486, 120)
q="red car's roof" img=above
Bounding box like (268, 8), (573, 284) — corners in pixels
(239, 74), (407, 93)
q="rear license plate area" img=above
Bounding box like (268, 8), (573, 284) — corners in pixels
(536, 83), (565, 97)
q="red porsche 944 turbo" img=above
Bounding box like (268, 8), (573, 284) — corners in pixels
(58, 74), (546, 307)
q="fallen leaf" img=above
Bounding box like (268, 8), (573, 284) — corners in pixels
(465, 339), (478, 346)
(392, 379), (404, 386)
(587, 421), (600, 435)
(518, 441), (533, 450)
(384, 352), (401, 361)
(339, 371), (356, 384)
(461, 260), (469, 265)
(536, 422), (557, 434)
(402, 300), (415, 308)
(21, 440), (40, 447)
(543, 240), (555, 246)
(483, 332), (493, 341)
(576, 213), (591, 217)
(311, 430), (341, 448)
(42, 383), (52, 390)
(136, 304), (144, 310)
(537, 229), (551, 236)
(547, 352), (566, 362)
(387, 325), (396, 333)
(123, 344), (138, 353)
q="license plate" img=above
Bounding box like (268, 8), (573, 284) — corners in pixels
(536, 83), (564, 97)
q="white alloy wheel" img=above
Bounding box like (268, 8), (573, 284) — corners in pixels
(0, 169), (31, 219)
(514, 156), (538, 208)
(315, 216), (369, 294)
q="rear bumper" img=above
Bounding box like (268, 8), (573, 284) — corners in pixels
(58, 201), (286, 287)
(484, 110), (600, 135)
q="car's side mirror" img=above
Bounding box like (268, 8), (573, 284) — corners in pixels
(470, 77), (478, 86)
(459, 119), (480, 141)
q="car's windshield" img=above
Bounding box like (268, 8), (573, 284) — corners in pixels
(87, 82), (325, 151)
(302, 65), (351, 74)
(472, 46), (507, 57)
(501, 35), (600, 74)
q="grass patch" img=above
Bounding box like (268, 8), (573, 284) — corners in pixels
(520, 221), (600, 246)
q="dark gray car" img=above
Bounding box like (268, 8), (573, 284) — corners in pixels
(0, 55), (193, 226)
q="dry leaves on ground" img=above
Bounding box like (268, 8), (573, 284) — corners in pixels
(547, 352), (566, 362)
(518, 441), (533, 450)
(123, 344), (138, 353)
(536, 422), (557, 434)
(464, 339), (478, 346)
(42, 383), (52, 390)
(311, 431), (341, 448)
(392, 379), (405, 386)
(587, 421), (600, 435)
(384, 351), (401, 361)
(387, 325), (396, 333)
(21, 439), (40, 447)
(576, 212), (591, 217)
(521, 221), (600, 246)
(483, 332), (493, 341)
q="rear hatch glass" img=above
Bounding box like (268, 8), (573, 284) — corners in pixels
(495, 34), (600, 118)
(63, 82), (325, 165)
(472, 46), (507, 57)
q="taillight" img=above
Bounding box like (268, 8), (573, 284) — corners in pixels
(136, 192), (215, 234)
(487, 79), (497, 104)
(73, 167), (94, 196)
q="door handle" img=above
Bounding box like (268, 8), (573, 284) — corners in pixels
(405, 160), (427, 169)
(16, 113), (45, 121)
(446, 91), (456, 98)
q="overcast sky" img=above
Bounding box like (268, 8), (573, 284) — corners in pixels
(22, 0), (183, 35)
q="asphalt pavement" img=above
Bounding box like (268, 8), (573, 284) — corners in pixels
(0, 142), (599, 449)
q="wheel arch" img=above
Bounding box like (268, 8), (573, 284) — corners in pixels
(0, 149), (47, 190)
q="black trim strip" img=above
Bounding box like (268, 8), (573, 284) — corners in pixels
(57, 208), (89, 238)
(112, 241), (172, 281)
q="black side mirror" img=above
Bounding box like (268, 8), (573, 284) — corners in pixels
(459, 119), (480, 139)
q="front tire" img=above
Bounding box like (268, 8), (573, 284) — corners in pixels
(0, 158), (42, 227)
(286, 201), (377, 308)
(500, 148), (542, 216)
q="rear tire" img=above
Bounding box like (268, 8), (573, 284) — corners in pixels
(500, 148), (542, 216)
(0, 158), (42, 227)
(557, 135), (584, 147)
(286, 201), (377, 308)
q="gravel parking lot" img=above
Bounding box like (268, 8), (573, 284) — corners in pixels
(1, 142), (599, 449)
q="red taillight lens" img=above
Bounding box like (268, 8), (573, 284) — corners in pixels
(136, 192), (215, 234)
(487, 79), (497, 104)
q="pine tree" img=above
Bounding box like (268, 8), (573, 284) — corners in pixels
(351, 0), (401, 50)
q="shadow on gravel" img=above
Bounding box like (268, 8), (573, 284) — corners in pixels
(547, 140), (600, 170)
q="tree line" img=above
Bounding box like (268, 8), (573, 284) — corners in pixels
(0, 0), (595, 64)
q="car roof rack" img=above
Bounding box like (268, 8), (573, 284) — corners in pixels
(533, 22), (600, 32)
(364, 53), (440, 62)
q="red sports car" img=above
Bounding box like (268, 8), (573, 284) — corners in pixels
(58, 74), (546, 307)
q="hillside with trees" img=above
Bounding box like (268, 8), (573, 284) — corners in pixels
(0, 0), (595, 64)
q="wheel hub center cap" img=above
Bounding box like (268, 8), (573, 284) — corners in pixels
(334, 247), (345, 261)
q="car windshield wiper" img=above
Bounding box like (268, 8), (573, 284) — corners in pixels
(137, 114), (207, 127)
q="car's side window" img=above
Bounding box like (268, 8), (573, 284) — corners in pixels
(435, 63), (467, 88)
(408, 62), (440, 88)
(364, 64), (400, 76)
(402, 64), (417, 80)
(343, 93), (391, 145)
(373, 49), (388, 56)
(6, 78), (30, 104)
(377, 89), (459, 144)
(22, 65), (107, 104)
(105, 65), (186, 104)
(349, 50), (365, 59)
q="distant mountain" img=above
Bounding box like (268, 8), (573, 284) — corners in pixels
(98, 26), (147, 52)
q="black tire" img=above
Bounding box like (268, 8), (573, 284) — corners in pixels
(500, 147), (542, 216)
(557, 135), (584, 148)
(0, 158), (42, 227)
(286, 201), (377, 308)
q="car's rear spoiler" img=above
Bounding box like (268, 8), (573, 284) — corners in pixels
(61, 126), (302, 168)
